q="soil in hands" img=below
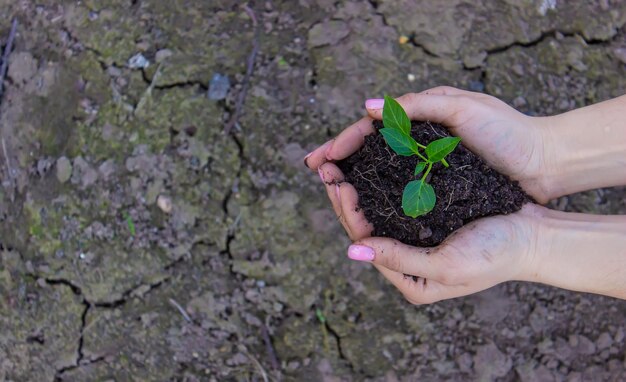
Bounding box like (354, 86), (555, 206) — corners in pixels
(337, 120), (532, 247)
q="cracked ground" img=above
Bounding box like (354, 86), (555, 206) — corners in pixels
(0, 1), (625, 381)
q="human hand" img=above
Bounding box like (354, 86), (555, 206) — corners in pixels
(305, 86), (555, 204)
(346, 204), (543, 303)
(306, 87), (552, 302)
(305, 87), (626, 302)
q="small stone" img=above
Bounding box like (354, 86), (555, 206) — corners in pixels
(157, 195), (173, 213)
(513, 96), (527, 108)
(398, 35), (410, 45)
(613, 47), (626, 64)
(512, 64), (525, 76)
(596, 332), (613, 350)
(107, 66), (122, 77)
(463, 51), (487, 69)
(473, 343), (512, 379)
(155, 49), (173, 63)
(615, 327), (624, 342)
(308, 20), (350, 47)
(468, 80), (485, 92)
(418, 227), (432, 240)
(56, 157), (72, 183)
(128, 53), (150, 69)
(208, 73), (230, 100)
(569, 334), (596, 355)
(407, 73), (416, 82)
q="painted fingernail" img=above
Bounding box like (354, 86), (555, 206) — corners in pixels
(318, 167), (326, 183)
(303, 152), (312, 168)
(348, 245), (375, 262)
(365, 98), (384, 110)
(335, 184), (341, 202)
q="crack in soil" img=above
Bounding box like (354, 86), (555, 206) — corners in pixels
(324, 320), (356, 372)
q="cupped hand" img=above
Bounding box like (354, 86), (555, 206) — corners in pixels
(306, 86), (553, 303)
(306, 86), (555, 203)
(347, 204), (544, 303)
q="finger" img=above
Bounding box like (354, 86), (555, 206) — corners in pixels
(365, 93), (465, 126)
(347, 237), (442, 281)
(325, 117), (375, 161)
(318, 162), (344, 218)
(373, 264), (445, 304)
(418, 86), (472, 96)
(304, 140), (333, 171)
(338, 182), (373, 241)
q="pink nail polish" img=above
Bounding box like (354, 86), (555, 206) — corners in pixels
(348, 245), (375, 262)
(365, 98), (384, 110)
(335, 184), (341, 202)
(318, 167), (326, 183)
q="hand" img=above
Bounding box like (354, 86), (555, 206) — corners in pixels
(306, 86), (555, 203)
(346, 204), (543, 303)
(305, 87), (553, 302)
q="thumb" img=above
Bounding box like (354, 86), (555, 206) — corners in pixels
(365, 91), (465, 126)
(348, 237), (442, 281)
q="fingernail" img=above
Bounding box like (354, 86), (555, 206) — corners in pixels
(348, 245), (375, 262)
(318, 167), (326, 183)
(303, 152), (312, 168)
(335, 184), (341, 202)
(365, 98), (384, 110)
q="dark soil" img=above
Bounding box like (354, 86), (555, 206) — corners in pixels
(338, 120), (532, 247)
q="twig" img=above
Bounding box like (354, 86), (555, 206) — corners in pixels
(2, 138), (11, 178)
(168, 298), (192, 322)
(134, 63), (162, 115)
(260, 323), (279, 371)
(0, 18), (18, 101)
(243, 349), (269, 382)
(224, 4), (259, 134)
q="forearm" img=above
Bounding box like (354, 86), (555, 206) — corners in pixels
(524, 209), (626, 299)
(540, 95), (626, 199)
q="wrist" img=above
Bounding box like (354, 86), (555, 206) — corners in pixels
(521, 208), (626, 298)
(536, 101), (626, 200)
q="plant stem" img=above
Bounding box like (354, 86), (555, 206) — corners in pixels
(421, 162), (433, 182)
(412, 148), (429, 162)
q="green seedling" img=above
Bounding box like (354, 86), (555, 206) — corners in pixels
(123, 212), (136, 236)
(380, 95), (461, 218)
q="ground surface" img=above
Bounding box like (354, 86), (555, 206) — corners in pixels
(0, 1), (624, 381)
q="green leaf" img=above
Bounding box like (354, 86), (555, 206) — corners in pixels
(402, 180), (436, 218)
(124, 212), (136, 236)
(414, 161), (427, 176)
(383, 95), (411, 136)
(425, 137), (461, 163)
(380, 128), (419, 156)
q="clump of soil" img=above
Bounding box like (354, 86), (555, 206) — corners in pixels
(337, 120), (532, 247)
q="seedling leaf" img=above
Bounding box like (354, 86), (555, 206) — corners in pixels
(414, 161), (427, 176)
(402, 180), (436, 218)
(382, 95), (411, 136)
(425, 137), (461, 162)
(380, 128), (419, 156)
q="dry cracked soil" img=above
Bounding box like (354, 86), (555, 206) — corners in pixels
(0, 1), (625, 381)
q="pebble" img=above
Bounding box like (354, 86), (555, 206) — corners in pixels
(56, 156), (72, 183)
(155, 49), (173, 63)
(613, 48), (626, 65)
(208, 73), (230, 100)
(418, 227), (432, 240)
(596, 332), (613, 350)
(157, 195), (173, 213)
(128, 53), (150, 69)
